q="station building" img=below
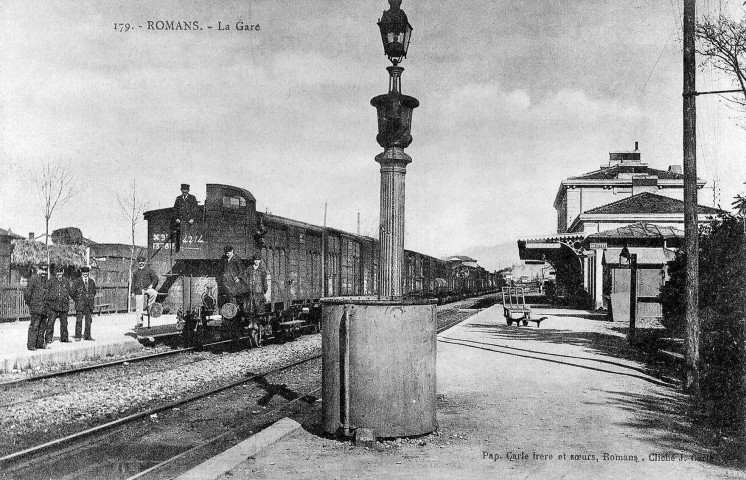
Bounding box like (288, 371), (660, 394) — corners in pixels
(518, 143), (721, 314)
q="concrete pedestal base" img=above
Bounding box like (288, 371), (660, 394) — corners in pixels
(321, 296), (437, 438)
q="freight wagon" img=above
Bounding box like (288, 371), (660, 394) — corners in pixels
(139, 184), (496, 345)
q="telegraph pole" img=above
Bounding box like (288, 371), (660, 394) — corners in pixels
(683, 0), (700, 394)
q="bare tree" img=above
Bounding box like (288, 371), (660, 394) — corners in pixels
(30, 160), (80, 273)
(696, 15), (746, 112)
(117, 178), (151, 313)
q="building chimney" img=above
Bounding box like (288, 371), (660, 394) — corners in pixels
(668, 165), (683, 174)
(28, 232), (34, 240)
(634, 141), (638, 151)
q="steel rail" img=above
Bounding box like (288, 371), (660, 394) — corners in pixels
(1, 299), (487, 468)
(0, 353), (322, 467)
(124, 306), (480, 479)
(0, 337), (255, 389)
(1, 293), (492, 389)
(125, 385), (323, 480)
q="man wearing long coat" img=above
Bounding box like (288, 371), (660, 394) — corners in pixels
(46, 266), (72, 343)
(221, 245), (246, 305)
(172, 183), (198, 252)
(131, 256), (160, 327)
(24, 264), (48, 350)
(71, 267), (97, 341)
(247, 253), (269, 318)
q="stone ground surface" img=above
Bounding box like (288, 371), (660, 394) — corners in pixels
(213, 305), (745, 480)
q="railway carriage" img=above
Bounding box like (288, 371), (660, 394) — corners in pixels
(139, 184), (495, 345)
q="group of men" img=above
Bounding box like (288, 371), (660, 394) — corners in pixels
(22, 183), (270, 350)
(222, 245), (269, 325)
(24, 264), (97, 350)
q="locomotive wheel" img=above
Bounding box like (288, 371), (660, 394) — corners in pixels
(249, 326), (263, 348)
(221, 303), (238, 320)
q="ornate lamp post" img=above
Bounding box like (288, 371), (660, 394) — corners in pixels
(321, 1), (436, 441)
(371, 0), (419, 298)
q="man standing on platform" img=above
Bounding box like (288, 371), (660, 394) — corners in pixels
(24, 263), (49, 350)
(132, 255), (159, 328)
(46, 266), (72, 343)
(72, 266), (97, 341)
(172, 184), (198, 253)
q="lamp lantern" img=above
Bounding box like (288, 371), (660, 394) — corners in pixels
(377, 0), (413, 65)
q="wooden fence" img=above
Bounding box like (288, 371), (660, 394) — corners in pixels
(0, 283), (131, 322)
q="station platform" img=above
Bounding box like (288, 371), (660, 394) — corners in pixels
(0, 312), (177, 373)
(180, 304), (741, 479)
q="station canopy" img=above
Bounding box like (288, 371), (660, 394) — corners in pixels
(517, 232), (586, 263)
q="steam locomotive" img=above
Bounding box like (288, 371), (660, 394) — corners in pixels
(137, 184), (497, 345)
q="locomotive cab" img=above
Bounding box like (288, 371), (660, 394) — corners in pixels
(143, 184), (264, 343)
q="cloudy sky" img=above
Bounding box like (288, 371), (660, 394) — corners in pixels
(2, 0), (745, 270)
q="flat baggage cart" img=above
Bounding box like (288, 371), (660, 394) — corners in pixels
(501, 287), (547, 327)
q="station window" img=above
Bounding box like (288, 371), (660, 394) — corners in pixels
(222, 195), (246, 209)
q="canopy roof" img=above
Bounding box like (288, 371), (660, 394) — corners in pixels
(586, 222), (684, 241)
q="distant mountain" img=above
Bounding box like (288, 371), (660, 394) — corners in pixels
(460, 242), (521, 272)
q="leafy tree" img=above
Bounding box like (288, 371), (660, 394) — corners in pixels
(733, 193), (746, 234)
(660, 210), (746, 431)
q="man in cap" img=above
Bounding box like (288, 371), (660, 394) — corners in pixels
(45, 265), (72, 343)
(172, 184), (198, 253)
(246, 253), (269, 347)
(131, 255), (159, 328)
(247, 253), (269, 316)
(24, 263), (49, 350)
(71, 266), (97, 341)
(221, 245), (245, 305)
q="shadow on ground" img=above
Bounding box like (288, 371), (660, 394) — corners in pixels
(461, 319), (743, 469)
(597, 388), (745, 468)
(462, 321), (680, 381)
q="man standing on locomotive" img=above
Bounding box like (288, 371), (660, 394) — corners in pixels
(221, 245), (245, 305)
(132, 255), (160, 328)
(221, 245), (247, 348)
(172, 183), (198, 253)
(246, 253), (269, 346)
(247, 253), (268, 316)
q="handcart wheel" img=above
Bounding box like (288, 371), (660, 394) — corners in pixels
(149, 302), (163, 318)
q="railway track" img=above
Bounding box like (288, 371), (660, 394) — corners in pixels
(0, 354), (323, 479)
(0, 337), (257, 390)
(1, 293), (496, 391)
(0, 296), (493, 478)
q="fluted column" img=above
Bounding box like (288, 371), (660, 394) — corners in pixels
(377, 148), (411, 298)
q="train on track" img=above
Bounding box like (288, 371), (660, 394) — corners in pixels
(136, 184), (498, 346)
